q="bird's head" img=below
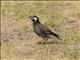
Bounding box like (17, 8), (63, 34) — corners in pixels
(29, 16), (40, 23)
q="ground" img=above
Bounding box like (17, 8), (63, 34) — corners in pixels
(1, 1), (80, 60)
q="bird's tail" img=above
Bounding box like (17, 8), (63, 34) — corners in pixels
(52, 32), (62, 40)
(52, 32), (59, 38)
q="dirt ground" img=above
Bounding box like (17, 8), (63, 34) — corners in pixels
(1, 1), (80, 60)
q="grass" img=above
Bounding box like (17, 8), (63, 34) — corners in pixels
(1, 1), (80, 60)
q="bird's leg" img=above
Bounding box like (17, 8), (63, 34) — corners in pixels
(43, 38), (48, 44)
(42, 39), (45, 44)
(45, 38), (48, 44)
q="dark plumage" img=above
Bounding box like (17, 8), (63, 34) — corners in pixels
(29, 16), (60, 41)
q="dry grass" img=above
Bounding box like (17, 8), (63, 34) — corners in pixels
(1, 1), (80, 60)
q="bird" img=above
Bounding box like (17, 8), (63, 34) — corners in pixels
(29, 16), (61, 44)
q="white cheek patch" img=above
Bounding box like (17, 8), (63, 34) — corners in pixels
(34, 17), (37, 21)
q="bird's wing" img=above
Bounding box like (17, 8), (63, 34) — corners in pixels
(38, 24), (51, 33)
(38, 23), (60, 38)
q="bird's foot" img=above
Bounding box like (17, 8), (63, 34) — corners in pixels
(43, 42), (46, 44)
(37, 41), (42, 44)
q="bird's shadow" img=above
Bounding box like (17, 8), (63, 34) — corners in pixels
(37, 41), (64, 45)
